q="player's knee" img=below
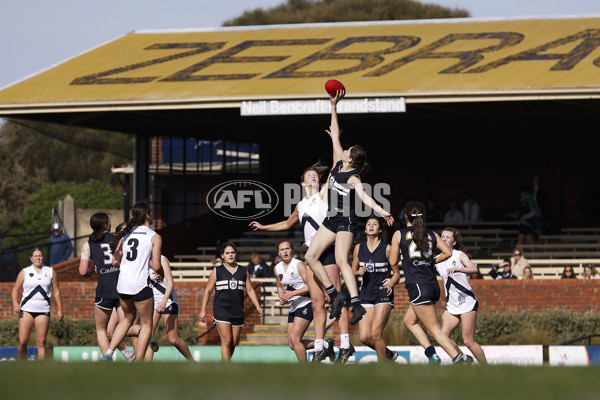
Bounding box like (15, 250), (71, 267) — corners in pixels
(463, 336), (475, 347)
(168, 334), (180, 345)
(359, 332), (371, 345)
(304, 250), (318, 265)
(370, 331), (382, 342)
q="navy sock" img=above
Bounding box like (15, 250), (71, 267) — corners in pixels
(425, 345), (437, 359)
(350, 297), (360, 307)
(326, 285), (338, 299)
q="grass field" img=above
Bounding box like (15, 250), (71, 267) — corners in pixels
(1, 362), (599, 400)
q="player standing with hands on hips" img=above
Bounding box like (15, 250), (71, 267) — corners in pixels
(304, 83), (394, 326)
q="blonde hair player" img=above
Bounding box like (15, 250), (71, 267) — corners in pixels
(274, 240), (314, 362)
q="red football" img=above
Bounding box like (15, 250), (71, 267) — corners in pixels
(325, 79), (345, 97)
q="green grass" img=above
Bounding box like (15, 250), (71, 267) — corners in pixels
(1, 362), (599, 400)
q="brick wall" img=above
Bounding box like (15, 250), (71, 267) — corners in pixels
(2, 278), (597, 344)
(1, 277), (263, 346)
(329, 279), (600, 337)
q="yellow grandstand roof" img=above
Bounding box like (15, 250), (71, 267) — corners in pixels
(1, 15), (600, 113)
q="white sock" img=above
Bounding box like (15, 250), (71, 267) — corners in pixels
(105, 349), (114, 357)
(120, 347), (132, 356)
(314, 339), (324, 351)
(340, 334), (350, 349)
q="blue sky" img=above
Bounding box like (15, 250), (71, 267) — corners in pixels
(0, 0), (598, 89)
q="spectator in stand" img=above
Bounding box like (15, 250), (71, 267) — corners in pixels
(583, 264), (600, 279)
(49, 223), (73, 265)
(510, 248), (531, 278)
(489, 259), (517, 280)
(444, 200), (464, 224)
(531, 175), (552, 235)
(247, 252), (273, 279)
(517, 185), (538, 245)
(426, 198), (444, 223)
(462, 194), (482, 223)
(522, 266), (534, 280)
(560, 266), (577, 279)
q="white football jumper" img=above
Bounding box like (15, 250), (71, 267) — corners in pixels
(275, 258), (311, 313)
(117, 225), (156, 295)
(20, 265), (54, 313)
(297, 192), (327, 247)
(435, 249), (478, 315)
(148, 255), (177, 309)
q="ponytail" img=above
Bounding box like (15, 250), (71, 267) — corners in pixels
(349, 145), (369, 176)
(89, 212), (109, 242)
(406, 201), (429, 253)
(110, 202), (150, 251)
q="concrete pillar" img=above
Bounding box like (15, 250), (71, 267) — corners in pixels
(63, 194), (75, 258)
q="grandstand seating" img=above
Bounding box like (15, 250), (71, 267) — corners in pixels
(170, 222), (600, 318)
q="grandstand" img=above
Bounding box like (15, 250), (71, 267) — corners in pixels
(166, 221), (600, 332)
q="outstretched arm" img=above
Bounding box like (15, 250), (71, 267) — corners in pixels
(325, 91), (344, 164)
(249, 205), (300, 232)
(350, 176), (394, 226)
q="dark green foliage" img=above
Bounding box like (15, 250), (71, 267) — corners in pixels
(0, 317), (96, 346)
(0, 317), (199, 346)
(224, 0), (470, 26)
(5, 180), (122, 267)
(0, 119), (132, 184)
(471, 310), (600, 346)
(0, 119), (132, 248)
(382, 310), (600, 346)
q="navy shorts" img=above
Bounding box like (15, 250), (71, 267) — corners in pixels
(406, 283), (440, 305)
(287, 302), (313, 323)
(95, 297), (120, 310)
(319, 245), (336, 266)
(119, 286), (153, 302)
(360, 287), (394, 307)
(322, 215), (357, 235)
(160, 302), (179, 315)
(23, 311), (50, 319)
(213, 315), (245, 327)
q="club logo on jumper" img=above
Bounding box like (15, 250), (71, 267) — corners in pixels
(207, 180), (279, 220)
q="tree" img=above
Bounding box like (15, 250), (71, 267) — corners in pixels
(0, 119), (133, 184)
(224, 0), (470, 26)
(0, 145), (45, 241)
(4, 180), (122, 267)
